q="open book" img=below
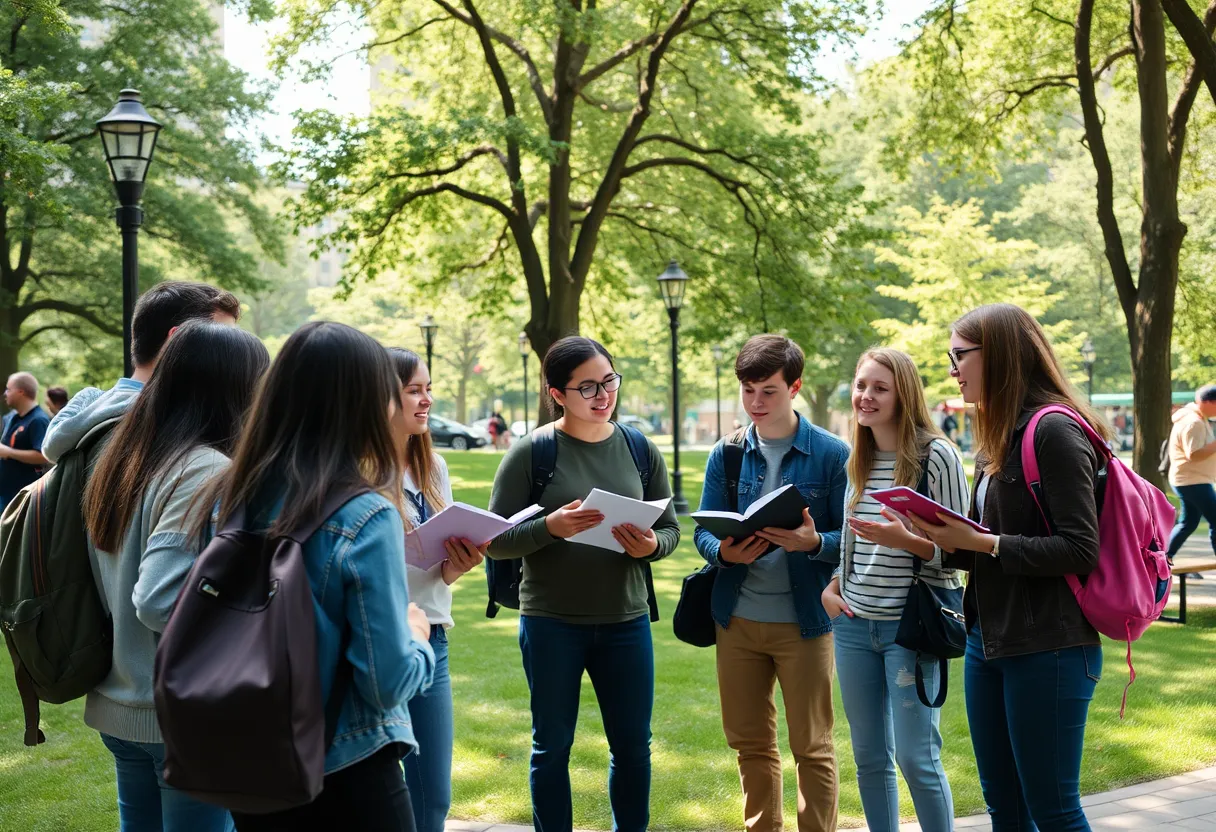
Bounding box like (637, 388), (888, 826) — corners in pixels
(692, 484), (808, 553)
(566, 488), (672, 554)
(406, 503), (543, 570)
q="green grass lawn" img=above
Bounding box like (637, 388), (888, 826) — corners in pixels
(2, 448), (1215, 831)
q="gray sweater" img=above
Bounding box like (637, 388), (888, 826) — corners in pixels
(45, 380), (227, 742)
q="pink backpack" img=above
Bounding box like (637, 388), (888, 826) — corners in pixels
(1022, 406), (1175, 716)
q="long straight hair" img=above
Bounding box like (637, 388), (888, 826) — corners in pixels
(387, 347), (445, 526)
(85, 321), (270, 553)
(953, 304), (1112, 476)
(847, 348), (945, 510)
(197, 321), (405, 537)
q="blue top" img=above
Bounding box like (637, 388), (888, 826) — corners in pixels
(0, 404), (50, 502)
(245, 491), (436, 773)
(694, 415), (849, 639)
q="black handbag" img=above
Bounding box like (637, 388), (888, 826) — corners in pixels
(893, 461), (967, 708)
(673, 433), (745, 647)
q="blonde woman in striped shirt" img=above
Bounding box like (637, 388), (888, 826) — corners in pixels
(821, 348), (968, 832)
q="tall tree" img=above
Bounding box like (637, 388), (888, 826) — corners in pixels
(1, 0), (277, 385)
(274, 0), (875, 403)
(894, 0), (1216, 484)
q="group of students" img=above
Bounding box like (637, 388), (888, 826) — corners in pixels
(40, 281), (1113, 832)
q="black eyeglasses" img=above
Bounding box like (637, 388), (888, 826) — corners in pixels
(563, 373), (622, 399)
(947, 347), (981, 372)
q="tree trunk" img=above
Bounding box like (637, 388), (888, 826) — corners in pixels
(1130, 298), (1175, 486)
(455, 371), (468, 425)
(811, 383), (833, 431)
(0, 315), (18, 415)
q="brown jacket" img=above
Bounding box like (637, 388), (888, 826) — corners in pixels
(946, 410), (1101, 659)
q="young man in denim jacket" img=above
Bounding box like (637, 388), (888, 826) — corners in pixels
(694, 335), (849, 832)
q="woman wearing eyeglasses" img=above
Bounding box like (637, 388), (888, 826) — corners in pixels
(906, 304), (1110, 832)
(486, 335), (681, 832)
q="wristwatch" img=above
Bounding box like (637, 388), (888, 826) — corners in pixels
(989, 535), (1001, 559)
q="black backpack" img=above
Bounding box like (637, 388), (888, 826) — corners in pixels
(672, 430), (745, 647)
(0, 417), (120, 746)
(485, 422), (659, 620)
(1158, 438), (1171, 477)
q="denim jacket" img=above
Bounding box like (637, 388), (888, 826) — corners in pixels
(693, 416), (849, 638)
(250, 491), (436, 774)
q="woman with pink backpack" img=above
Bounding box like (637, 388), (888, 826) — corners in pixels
(907, 304), (1111, 831)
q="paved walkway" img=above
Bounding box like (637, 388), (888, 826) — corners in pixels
(446, 765), (1216, 830)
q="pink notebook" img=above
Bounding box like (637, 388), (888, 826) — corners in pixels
(868, 486), (990, 533)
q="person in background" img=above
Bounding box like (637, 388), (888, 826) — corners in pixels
(909, 303), (1108, 832)
(494, 411), (510, 449)
(197, 322), (436, 831)
(823, 348), (967, 832)
(941, 408), (958, 444)
(1165, 384), (1216, 578)
(0, 372), (51, 511)
(45, 386), (69, 417)
(486, 336), (680, 832)
(42, 281), (241, 465)
(694, 334), (849, 832)
(388, 347), (486, 832)
(82, 322), (269, 832)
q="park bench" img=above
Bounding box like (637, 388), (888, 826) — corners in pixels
(1159, 562), (1216, 625)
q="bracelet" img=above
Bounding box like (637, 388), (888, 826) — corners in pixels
(990, 535), (1001, 558)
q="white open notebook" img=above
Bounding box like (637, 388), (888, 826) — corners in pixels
(567, 488), (672, 553)
(406, 502), (543, 570)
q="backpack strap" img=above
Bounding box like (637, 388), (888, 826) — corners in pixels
(5, 638), (45, 746)
(528, 423), (558, 505)
(1020, 405), (1110, 535)
(617, 423), (660, 623)
(910, 448), (933, 578)
(722, 429), (746, 513)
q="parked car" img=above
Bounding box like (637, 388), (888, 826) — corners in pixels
(429, 415), (487, 451)
(511, 419), (537, 438)
(617, 415), (655, 434)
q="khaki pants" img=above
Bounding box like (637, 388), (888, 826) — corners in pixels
(716, 617), (837, 832)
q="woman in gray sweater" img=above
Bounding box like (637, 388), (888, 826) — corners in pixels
(82, 321), (269, 831)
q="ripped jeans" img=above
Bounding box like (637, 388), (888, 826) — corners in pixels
(834, 614), (954, 832)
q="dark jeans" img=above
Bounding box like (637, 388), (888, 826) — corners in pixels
(404, 626), (453, 832)
(231, 745), (415, 832)
(519, 614), (654, 832)
(1167, 483), (1216, 558)
(964, 632), (1101, 832)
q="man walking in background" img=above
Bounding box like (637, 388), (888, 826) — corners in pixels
(45, 386), (69, 416)
(0, 372), (51, 511)
(1166, 385), (1216, 578)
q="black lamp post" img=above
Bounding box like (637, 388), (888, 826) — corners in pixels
(658, 259), (690, 515)
(419, 314), (439, 374)
(97, 89), (162, 378)
(1082, 338), (1096, 403)
(712, 344), (724, 441)
(518, 331), (530, 430)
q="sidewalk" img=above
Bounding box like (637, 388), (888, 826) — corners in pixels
(445, 765), (1216, 831)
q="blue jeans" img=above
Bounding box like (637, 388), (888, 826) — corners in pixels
(834, 614), (954, 832)
(964, 632), (1101, 831)
(404, 626), (453, 832)
(519, 614), (653, 832)
(1167, 483), (1216, 558)
(100, 734), (234, 832)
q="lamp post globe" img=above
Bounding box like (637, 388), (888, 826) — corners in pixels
(657, 259), (690, 515)
(97, 89), (162, 378)
(419, 314), (439, 373)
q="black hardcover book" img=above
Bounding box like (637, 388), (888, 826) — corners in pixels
(692, 484), (808, 553)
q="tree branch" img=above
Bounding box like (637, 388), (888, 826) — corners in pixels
(17, 299), (122, 337)
(1162, 0), (1216, 108)
(372, 181), (514, 239)
(356, 145), (508, 195)
(1075, 0), (1136, 324)
(430, 0), (552, 122)
(1168, 2), (1216, 183)
(454, 224), (510, 271)
(1094, 46), (1134, 77)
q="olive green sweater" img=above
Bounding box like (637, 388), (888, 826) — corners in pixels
(487, 426), (681, 624)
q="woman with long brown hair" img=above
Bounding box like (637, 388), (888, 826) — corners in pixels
(387, 347), (485, 832)
(203, 322), (435, 831)
(822, 347), (967, 831)
(908, 304), (1110, 831)
(82, 320), (269, 832)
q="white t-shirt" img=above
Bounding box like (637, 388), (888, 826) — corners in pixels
(404, 454), (456, 628)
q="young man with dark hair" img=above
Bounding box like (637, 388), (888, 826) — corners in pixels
(42, 281), (241, 464)
(0, 372), (51, 510)
(1166, 384), (1216, 576)
(694, 334), (849, 832)
(45, 386), (69, 416)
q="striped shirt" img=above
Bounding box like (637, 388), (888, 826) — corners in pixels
(840, 439), (969, 620)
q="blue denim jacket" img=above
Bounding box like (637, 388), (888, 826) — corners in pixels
(250, 492), (436, 774)
(693, 416), (849, 638)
